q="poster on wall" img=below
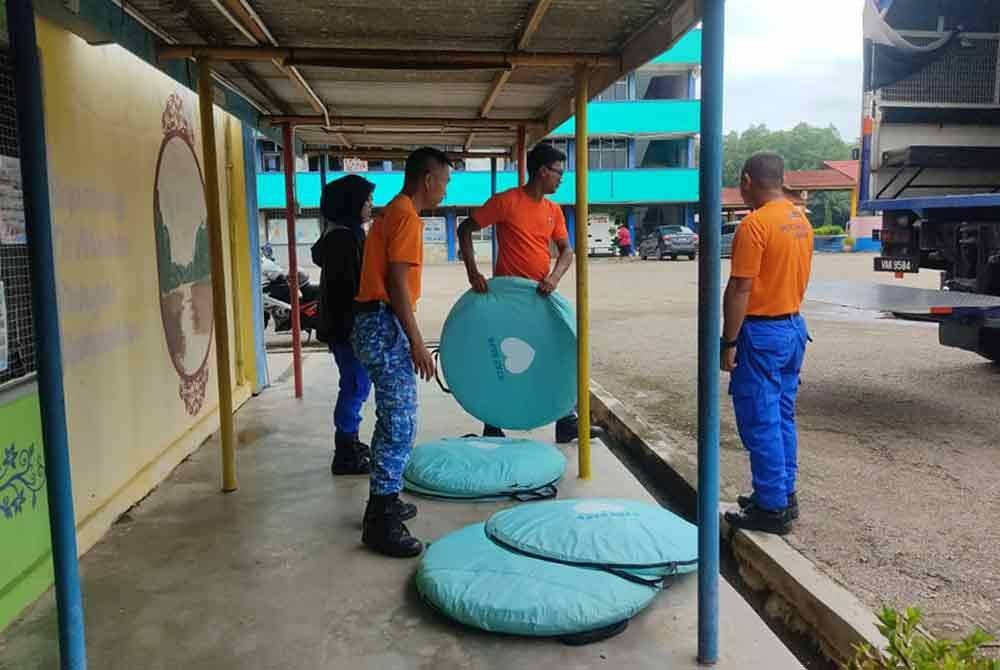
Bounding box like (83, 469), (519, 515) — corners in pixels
(423, 217), (446, 243)
(0, 156), (26, 245)
(0, 281), (8, 372)
(153, 94), (213, 415)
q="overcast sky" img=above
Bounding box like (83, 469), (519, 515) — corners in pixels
(722, 0), (865, 139)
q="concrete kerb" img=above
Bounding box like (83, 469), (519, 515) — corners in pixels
(590, 379), (884, 665)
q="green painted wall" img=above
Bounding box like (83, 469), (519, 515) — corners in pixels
(0, 390), (52, 631)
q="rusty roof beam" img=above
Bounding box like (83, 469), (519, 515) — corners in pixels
(301, 146), (511, 160)
(480, 70), (513, 118)
(158, 45), (620, 70)
(517, 0), (555, 50)
(265, 115), (543, 130)
(205, 0), (349, 147)
(480, 0), (555, 120)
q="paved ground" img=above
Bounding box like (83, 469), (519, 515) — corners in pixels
(405, 254), (999, 642)
(0, 353), (802, 669)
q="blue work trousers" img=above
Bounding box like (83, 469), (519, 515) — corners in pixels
(330, 342), (372, 442)
(729, 315), (809, 511)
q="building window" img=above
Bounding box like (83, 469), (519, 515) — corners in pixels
(260, 141), (282, 173)
(0, 50), (34, 387)
(541, 139), (570, 158)
(636, 72), (691, 100)
(596, 78), (630, 102)
(588, 138), (627, 170)
(307, 155), (344, 172)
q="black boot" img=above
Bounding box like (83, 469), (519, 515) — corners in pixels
(362, 494), (423, 558)
(483, 424), (506, 438)
(389, 496), (417, 522)
(724, 502), (791, 535)
(331, 434), (372, 476)
(738, 491), (798, 520)
(555, 415), (604, 444)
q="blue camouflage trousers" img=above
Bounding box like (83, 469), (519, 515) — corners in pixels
(351, 306), (418, 495)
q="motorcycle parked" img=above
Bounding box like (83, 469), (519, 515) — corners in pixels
(262, 256), (323, 341)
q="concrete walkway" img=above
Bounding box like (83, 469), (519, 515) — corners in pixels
(0, 353), (802, 669)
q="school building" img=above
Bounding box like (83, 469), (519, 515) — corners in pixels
(254, 29), (702, 268)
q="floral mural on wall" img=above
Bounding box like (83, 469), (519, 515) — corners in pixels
(153, 94), (213, 415)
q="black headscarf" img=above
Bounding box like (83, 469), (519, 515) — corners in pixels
(320, 174), (375, 239)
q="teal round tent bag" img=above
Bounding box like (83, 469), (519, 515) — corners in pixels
(439, 277), (576, 430)
(416, 524), (657, 641)
(485, 498), (698, 585)
(403, 437), (566, 501)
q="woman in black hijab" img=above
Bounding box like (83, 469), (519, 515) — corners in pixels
(311, 174), (376, 475)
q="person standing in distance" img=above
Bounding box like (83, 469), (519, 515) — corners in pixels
(722, 152), (813, 535)
(352, 147), (452, 557)
(458, 143), (595, 444)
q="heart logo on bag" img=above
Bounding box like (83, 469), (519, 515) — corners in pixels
(500, 337), (536, 374)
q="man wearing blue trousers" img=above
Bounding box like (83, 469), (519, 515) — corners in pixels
(722, 152), (813, 535)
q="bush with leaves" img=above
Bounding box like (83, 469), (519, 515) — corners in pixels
(845, 607), (999, 670)
(813, 224), (846, 236)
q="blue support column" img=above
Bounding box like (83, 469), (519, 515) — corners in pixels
(445, 209), (457, 262)
(626, 209), (636, 255)
(627, 139), (637, 169)
(242, 126), (267, 391)
(319, 152), (328, 191)
(490, 157), (498, 271)
(567, 139), (576, 171)
(7, 1), (87, 667)
(565, 206), (576, 248)
(698, 0), (725, 664)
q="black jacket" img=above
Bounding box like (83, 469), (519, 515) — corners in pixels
(311, 224), (365, 345)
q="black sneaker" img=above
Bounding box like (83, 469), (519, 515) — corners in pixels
(738, 492), (798, 520)
(331, 437), (372, 476)
(483, 424), (506, 438)
(362, 495), (423, 558)
(724, 502), (791, 535)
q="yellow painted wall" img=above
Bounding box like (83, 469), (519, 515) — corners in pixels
(35, 17), (253, 555)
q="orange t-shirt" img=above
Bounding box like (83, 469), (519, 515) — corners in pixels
(472, 187), (569, 281)
(730, 198), (814, 316)
(356, 194), (424, 311)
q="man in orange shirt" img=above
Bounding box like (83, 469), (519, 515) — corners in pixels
(721, 152), (813, 535)
(353, 147), (452, 557)
(458, 143), (588, 443)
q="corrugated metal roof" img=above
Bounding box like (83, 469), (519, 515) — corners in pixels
(112, 0), (701, 152)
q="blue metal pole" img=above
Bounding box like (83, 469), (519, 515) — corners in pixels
(626, 209), (636, 256)
(6, 2), (87, 667)
(697, 0), (724, 664)
(445, 209), (457, 262)
(490, 157), (498, 272)
(565, 206), (576, 249)
(242, 126), (267, 392)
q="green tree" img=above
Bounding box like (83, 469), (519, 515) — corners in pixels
(723, 123), (856, 187)
(724, 123), (856, 228)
